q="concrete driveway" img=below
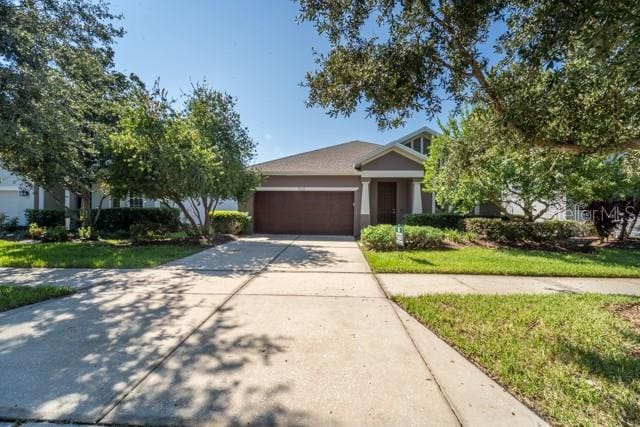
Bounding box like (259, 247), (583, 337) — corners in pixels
(0, 235), (544, 426)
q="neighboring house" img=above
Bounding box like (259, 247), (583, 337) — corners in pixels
(0, 169), (36, 224)
(248, 127), (500, 236)
(0, 167), (237, 225)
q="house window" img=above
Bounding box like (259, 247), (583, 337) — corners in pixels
(129, 196), (144, 208)
(112, 198), (121, 208)
(403, 135), (430, 155)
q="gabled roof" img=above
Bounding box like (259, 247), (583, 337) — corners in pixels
(387, 125), (439, 146)
(252, 141), (381, 175)
(352, 142), (426, 169)
(352, 126), (438, 168)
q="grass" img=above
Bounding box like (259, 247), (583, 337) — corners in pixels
(0, 239), (203, 268)
(0, 285), (74, 312)
(364, 246), (640, 277)
(394, 294), (640, 426)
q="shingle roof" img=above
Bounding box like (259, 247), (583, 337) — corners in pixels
(252, 141), (381, 175)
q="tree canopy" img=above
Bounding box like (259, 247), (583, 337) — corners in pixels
(0, 0), (128, 223)
(298, 0), (640, 154)
(425, 108), (579, 221)
(108, 82), (260, 239)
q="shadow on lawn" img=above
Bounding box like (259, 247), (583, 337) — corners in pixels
(557, 319), (640, 424)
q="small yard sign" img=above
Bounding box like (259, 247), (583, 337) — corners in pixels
(395, 225), (405, 248)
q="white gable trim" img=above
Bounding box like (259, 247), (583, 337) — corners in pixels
(353, 143), (426, 168)
(387, 126), (439, 146)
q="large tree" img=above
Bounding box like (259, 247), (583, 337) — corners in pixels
(108, 82), (260, 240)
(425, 108), (579, 221)
(297, 0), (640, 154)
(0, 0), (127, 225)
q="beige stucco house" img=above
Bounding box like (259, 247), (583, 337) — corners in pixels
(248, 127), (499, 236)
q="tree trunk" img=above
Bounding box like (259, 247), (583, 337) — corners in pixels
(79, 191), (92, 228)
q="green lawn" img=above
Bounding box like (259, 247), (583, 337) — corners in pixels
(0, 285), (74, 312)
(0, 240), (203, 268)
(364, 246), (640, 277)
(394, 294), (640, 426)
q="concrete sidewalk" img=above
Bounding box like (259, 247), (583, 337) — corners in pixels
(377, 273), (640, 296)
(0, 236), (547, 426)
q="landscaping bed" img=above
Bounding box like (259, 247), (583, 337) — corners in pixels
(364, 246), (640, 277)
(0, 285), (74, 312)
(0, 239), (205, 268)
(394, 294), (640, 426)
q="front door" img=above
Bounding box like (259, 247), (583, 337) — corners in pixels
(377, 182), (397, 224)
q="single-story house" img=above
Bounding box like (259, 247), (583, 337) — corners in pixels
(247, 127), (500, 236)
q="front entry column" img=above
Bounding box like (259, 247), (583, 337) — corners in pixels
(411, 179), (423, 214)
(360, 179), (371, 228)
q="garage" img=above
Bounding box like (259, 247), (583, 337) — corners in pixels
(253, 191), (354, 235)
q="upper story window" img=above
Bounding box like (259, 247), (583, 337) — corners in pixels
(402, 135), (430, 155)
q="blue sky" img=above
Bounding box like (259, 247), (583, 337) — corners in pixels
(110, 0), (456, 163)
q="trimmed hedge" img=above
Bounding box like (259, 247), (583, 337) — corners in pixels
(92, 208), (180, 233)
(402, 213), (464, 229)
(462, 218), (593, 243)
(25, 209), (65, 227)
(211, 210), (250, 235)
(360, 224), (475, 251)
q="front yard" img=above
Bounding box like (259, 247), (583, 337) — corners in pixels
(0, 239), (204, 268)
(0, 285), (74, 312)
(364, 247), (640, 277)
(394, 294), (640, 426)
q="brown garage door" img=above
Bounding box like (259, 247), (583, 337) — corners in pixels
(254, 191), (354, 235)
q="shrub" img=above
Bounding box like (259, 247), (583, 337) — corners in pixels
(93, 208), (180, 233)
(360, 224), (396, 250)
(211, 210), (250, 234)
(78, 226), (99, 241)
(463, 217), (591, 243)
(43, 225), (69, 242)
(28, 223), (45, 239)
(1, 216), (20, 232)
(402, 213), (464, 229)
(360, 224), (475, 250)
(25, 209), (65, 227)
(129, 223), (167, 244)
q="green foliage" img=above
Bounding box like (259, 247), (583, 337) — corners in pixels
(211, 211), (250, 235)
(42, 225), (69, 243)
(25, 209), (65, 228)
(0, 0), (129, 226)
(92, 208), (180, 233)
(395, 294), (640, 425)
(462, 218), (592, 243)
(425, 108), (578, 220)
(0, 214), (20, 232)
(77, 226), (99, 241)
(0, 285), (74, 313)
(108, 82), (261, 239)
(360, 225), (396, 251)
(402, 213), (464, 229)
(297, 0), (640, 154)
(129, 223), (167, 244)
(360, 224), (474, 251)
(27, 223), (45, 240)
(0, 239), (202, 268)
(365, 247), (640, 277)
